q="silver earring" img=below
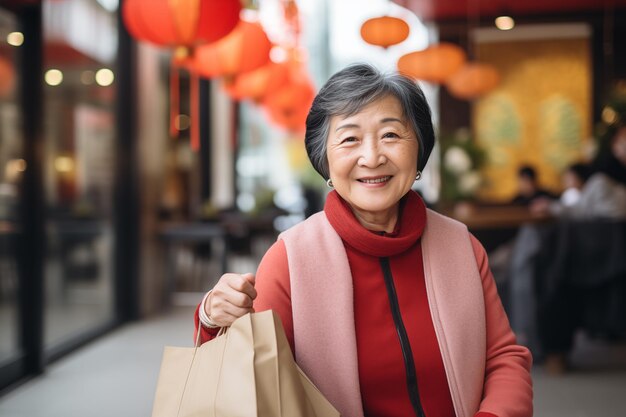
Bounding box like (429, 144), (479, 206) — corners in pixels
(415, 171), (422, 181)
(326, 178), (334, 188)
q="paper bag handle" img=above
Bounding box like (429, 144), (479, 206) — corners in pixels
(180, 324), (229, 417)
(194, 322), (228, 348)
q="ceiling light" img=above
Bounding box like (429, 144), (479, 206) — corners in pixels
(45, 69), (63, 86)
(495, 16), (515, 31)
(7, 32), (24, 47)
(95, 68), (114, 86)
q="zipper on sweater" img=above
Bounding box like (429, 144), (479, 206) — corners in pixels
(379, 257), (426, 417)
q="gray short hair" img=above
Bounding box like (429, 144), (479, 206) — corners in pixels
(305, 63), (435, 180)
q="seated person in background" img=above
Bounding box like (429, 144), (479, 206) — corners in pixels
(531, 130), (626, 219)
(506, 165), (591, 351)
(558, 163), (591, 207)
(511, 127), (626, 374)
(511, 165), (556, 206)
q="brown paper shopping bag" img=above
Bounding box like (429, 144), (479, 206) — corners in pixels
(151, 310), (340, 417)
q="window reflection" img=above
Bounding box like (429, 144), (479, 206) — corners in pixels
(42, 0), (118, 349)
(0, 7), (22, 364)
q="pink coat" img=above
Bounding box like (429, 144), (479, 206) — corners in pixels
(279, 209), (533, 417)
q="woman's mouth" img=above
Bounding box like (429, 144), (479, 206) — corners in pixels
(357, 176), (392, 184)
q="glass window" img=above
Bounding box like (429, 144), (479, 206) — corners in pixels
(0, 6), (22, 364)
(42, 0), (118, 349)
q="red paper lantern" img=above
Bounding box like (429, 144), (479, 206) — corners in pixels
(223, 61), (292, 102)
(194, 20), (272, 79)
(123, 0), (241, 150)
(263, 68), (315, 132)
(122, 0), (241, 48)
(361, 16), (409, 48)
(397, 43), (466, 83)
(446, 63), (500, 99)
(0, 56), (15, 98)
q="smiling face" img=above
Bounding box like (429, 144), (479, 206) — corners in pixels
(326, 95), (419, 231)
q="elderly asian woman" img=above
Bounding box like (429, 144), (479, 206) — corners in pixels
(194, 64), (533, 417)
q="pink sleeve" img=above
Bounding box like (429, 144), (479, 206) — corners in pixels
(193, 240), (294, 350)
(470, 234), (533, 417)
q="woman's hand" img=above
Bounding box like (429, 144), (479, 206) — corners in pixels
(205, 273), (257, 327)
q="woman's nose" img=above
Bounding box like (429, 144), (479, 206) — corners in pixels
(357, 140), (386, 167)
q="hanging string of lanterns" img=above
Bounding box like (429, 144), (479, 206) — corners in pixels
(123, 0), (315, 144)
(220, 0), (316, 134)
(359, 13), (500, 100)
(398, 44), (500, 99)
(122, 0), (242, 149)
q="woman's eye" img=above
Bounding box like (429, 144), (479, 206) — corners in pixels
(341, 136), (358, 143)
(383, 132), (399, 139)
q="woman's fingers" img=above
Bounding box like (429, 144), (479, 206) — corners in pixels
(209, 299), (253, 326)
(220, 301), (254, 319)
(213, 274), (255, 302)
(242, 272), (255, 285)
(208, 273), (257, 326)
(227, 273), (257, 301)
(208, 309), (240, 328)
(216, 287), (253, 309)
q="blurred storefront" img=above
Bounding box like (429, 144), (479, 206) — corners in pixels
(0, 0), (138, 390)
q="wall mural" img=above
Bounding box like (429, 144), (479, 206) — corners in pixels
(474, 38), (591, 201)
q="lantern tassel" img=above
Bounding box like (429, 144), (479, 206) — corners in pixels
(169, 59), (180, 138)
(190, 71), (200, 151)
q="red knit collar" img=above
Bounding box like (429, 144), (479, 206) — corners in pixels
(324, 190), (426, 257)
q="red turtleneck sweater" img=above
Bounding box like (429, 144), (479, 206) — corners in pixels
(195, 191), (497, 417)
